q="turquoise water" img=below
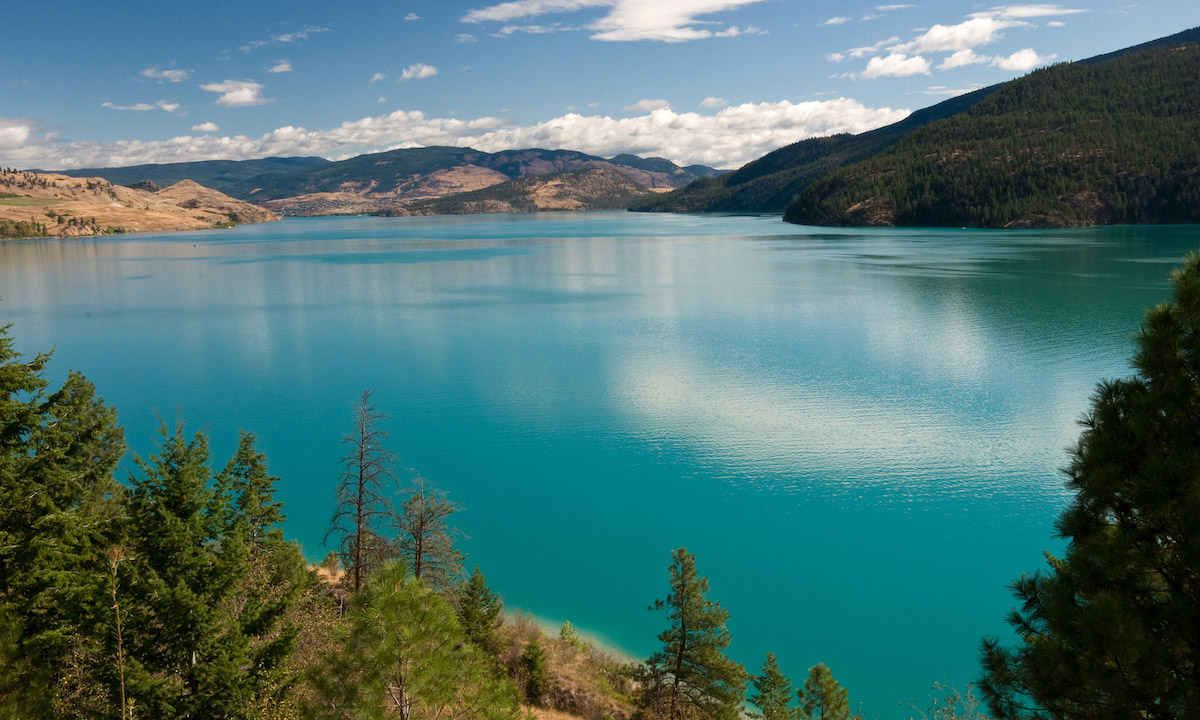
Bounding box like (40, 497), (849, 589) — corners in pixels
(2, 213), (1196, 717)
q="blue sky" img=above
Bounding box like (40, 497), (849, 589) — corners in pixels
(2, 0), (1196, 170)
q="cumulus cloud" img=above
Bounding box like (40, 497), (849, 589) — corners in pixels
(400, 63), (439, 81)
(405, 12), (420, 20)
(200, 80), (271, 107)
(699, 96), (728, 108)
(624, 99), (671, 112)
(971, 4), (1088, 20)
(893, 16), (1024, 54)
(939, 48), (989, 69)
(463, 0), (772, 42)
(140, 67), (189, 82)
(992, 47), (1054, 69)
(823, 16), (852, 25)
(861, 52), (931, 78)
(268, 59), (293, 73)
(102, 100), (181, 112)
(371, 72), (387, 83)
(192, 122), (219, 132)
(1, 99), (909, 172)
(456, 33), (479, 42)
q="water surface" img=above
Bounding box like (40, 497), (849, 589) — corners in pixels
(2, 212), (1196, 717)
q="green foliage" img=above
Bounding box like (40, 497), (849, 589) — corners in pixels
(800, 664), (851, 720)
(518, 637), (551, 704)
(394, 476), (462, 590)
(559, 621), (590, 653)
(750, 652), (797, 720)
(52, 157), (330, 196)
(909, 683), (989, 720)
(306, 559), (520, 720)
(636, 85), (998, 214)
(980, 252), (1200, 718)
(0, 219), (49, 238)
(786, 28), (1200, 228)
(0, 324), (125, 717)
(643, 548), (747, 720)
(458, 566), (504, 655)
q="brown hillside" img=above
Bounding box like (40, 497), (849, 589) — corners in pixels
(0, 170), (276, 238)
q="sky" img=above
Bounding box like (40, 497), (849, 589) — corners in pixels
(2, 0), (1197, 171)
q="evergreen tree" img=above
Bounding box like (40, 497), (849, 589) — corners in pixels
(980, 253), (1200, 718)
(519, 637), (551, 704)
(800, 664), (851, 720)
(644, 548), (747, 720)
(306, 559), (519, 720)
(457, 566), (503, 655)
(394, 475), (462, 590)
(327, 390), (399, 593)
(750, 652), (798, 720)
(0, 324), (125, 718)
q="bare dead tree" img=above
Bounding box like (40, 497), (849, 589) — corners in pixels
(325, 390), (398, 594)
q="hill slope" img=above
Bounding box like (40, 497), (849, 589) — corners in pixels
(376, 168), (655, 216)
(784, 26), (1200, 228)
(49, 157), (329, 196)
(0, 170), (276, 238)
(635, 85), (999, 214)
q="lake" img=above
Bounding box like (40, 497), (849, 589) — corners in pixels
(2, 212), (1196, 717)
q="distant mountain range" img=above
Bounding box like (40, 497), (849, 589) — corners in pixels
(52, 148), (720, 217)
(645, 25), (1200, 228)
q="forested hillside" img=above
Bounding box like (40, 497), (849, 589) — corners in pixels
(634, 86), (998, 214)
(785, 27), (1200, 228)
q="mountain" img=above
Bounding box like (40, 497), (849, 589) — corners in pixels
(238, 146), (718, 215)
(784, 26), (1200, 228)
(49, 157), (329, 197)
(0, 170), (276, 238)
(635, 85), (1000, 214)
(374, 167), (655, 216)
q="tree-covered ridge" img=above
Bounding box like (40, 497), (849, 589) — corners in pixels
(49, 157), (331, 196)
(633, 85), (1000, 214)
(784, 27), (1200, 228)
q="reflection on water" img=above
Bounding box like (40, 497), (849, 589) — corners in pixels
(1, 214), (1197, 717)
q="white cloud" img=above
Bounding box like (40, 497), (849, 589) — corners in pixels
(200, 80), (271, 107)
(192, 122), (219, 132)
(456, 33), (479, 42)
(405, 12), (420, 20)
(892, 17), (1025, 54)
(1047, 20), (1065, 26)
(921, 85), (985, 95)
(876, 3), (915, 9)
(714, 25), (764, 37)
(378, 97), (387, 103)
(970, 4), (1088, 20)
(463, 0), (773, 42)
(826, 52), (845, 62)
(939, 48), (989, 69)
(102, 100), (180, 112)
(2, 99), (909, 172)
(823, 16), (852, 25)
(861, 52), (931, 78)
(371, 72), (387, 83)
(400, 63), (439, 81)
(140, 67), (189, 82)
(0, 118), (34, 149)
(624, 98), (671, 112)
(991, 47), (1054, 70)
(240, 26), (328, 52)
(494, 23), (573, 35)
(268, 60), (293, 73)
(699, 96), (728, 108)
(847, 36), (900, 59)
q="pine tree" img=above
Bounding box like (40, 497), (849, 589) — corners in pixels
(457, 566), (503, 655)
(394, 475), (462, 590)
(980, 252), (1200, 718)
(0, 324), (125, 718)
(306, 559), (519, 720)
(644, 548), (747, 720)
(800, 664), (851, 720)
(326, 390), (398, 593)
(750, 652), (798, 720)
(519, 637), (551, 704)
